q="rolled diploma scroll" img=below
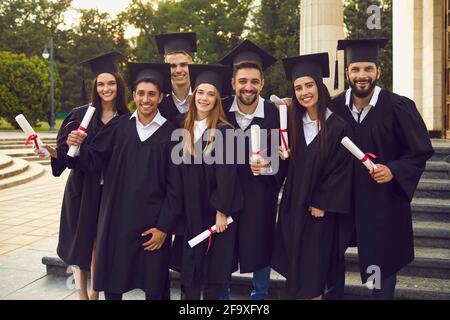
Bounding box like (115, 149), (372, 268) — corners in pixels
(270, 94), (285, 106)
(188, 216), (234, 248)
(15, 114), (49, 157)
(341, 136), (377, 172)
(250, 124), (261, 176)
(67, 105), (96, 157)
(279, 105), (289, 159)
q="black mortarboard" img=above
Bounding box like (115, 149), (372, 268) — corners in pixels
(337, 38), (388, 65)
(218, 39), (277, 71)
(78, 51), (125, 78)
(189, 64), (232, 97)
(334, 38), (388, 89)
(128, 62), (172, 94)
(155, 32), (197, 55)
(282, 52), (329, 82)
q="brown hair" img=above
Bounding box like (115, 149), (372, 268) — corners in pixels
(91, 72), (129, 116)
(289, 77), (331, 159)
(232, 61), (263, 79)
(164, 51), (193, 63)
(182, 86), (233, 157)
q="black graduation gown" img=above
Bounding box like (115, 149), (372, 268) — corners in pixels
(271, 112), (353, 299)
(51, 105), (104, 271)
(68, 113), (183, 295)
(172, 121), (243, 287)
(222, 96), (284, 273)
(159, 94), (183, 125)
(332, 89), (434, 283)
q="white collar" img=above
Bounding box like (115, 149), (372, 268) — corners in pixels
(229, 96), (265, 119)
(172, 88), (192, 104)
(194, 118), (208, 131)
(345, 86), (382, 108)
(302, 108), (333, 124)
(130, 110), (166, 128)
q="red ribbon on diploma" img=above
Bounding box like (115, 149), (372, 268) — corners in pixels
(205, 227), (217, 255)
(360, 152), (377, 176)
(78, 126), (87, 132)
(25, 134), (39, 150)
(278, 128), (288, 151)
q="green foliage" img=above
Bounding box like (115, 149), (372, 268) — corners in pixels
(0, 51), (61, 128)
(344, 0), (392, 90)
(123, 0), (252, 64)
(250, 0), (300, 98)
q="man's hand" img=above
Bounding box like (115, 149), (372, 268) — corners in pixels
(67, 130), (87, 147)
(142, 228), (167, 251)
(215, 211), (228, 233)
(372, 164), (394, 184)
(250, 157), (271, 175)
(309, 206), (325, 218)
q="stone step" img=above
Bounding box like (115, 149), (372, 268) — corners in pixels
(42, 256), (450, 300)
(0, 144), (55, 150)
(411, 198), (450, 222)
(344, 247), (450, 280)
(423, 161), (450, 179)
(0, 158), (29, 179)
(413, 220), (450, 249)
(0, 162), (45, 190)
(415, 179), (450, 199)
(430, 146), (450, 162)
(171, 271), (450, 300)
(1, 148), (38, 158)
(0, 154), (13, 169)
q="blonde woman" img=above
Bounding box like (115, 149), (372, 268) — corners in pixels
(172, 64), (243, 300)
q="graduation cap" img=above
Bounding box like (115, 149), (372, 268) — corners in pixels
(78, 51), (125, 78)
(334, 38), (388, 89)
(155, 32), (197, 55)
(188, 64), (232, 97)
(282, 52), (330, 82)
(218, 39), (277, 71)
(128, 62), (172, 94)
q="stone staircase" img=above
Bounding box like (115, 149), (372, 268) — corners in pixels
(0, 137), (56, 190)
(0, 137), (56, 166)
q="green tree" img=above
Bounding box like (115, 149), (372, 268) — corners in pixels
(53, 8), (131, 112)
(344, 0), (392, 90)
(250, 0), (300, 98)
(0, 51), (62, 127)
(124, 0), (252, 64)
(0, 0), (71, 57)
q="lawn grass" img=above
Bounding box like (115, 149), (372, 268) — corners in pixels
(0, 118), (63, 131)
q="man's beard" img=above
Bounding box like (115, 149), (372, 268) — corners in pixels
(349, 78), (378, 98)
(237, 89), (258, 106)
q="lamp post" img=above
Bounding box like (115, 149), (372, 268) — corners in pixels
(42, 37), (55, 131)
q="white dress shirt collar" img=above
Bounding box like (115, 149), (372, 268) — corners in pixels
(130, 110), (167, 141)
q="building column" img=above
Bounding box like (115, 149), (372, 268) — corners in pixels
(393, 0), (442, 131)
(299, 0), (345, 95)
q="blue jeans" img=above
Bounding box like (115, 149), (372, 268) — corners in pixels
(220, 266), (271, 300)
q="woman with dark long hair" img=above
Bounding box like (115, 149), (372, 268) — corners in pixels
(271, 53), (352, 300)
(172, 64), (243, 300)
(36, 52), (129, 300)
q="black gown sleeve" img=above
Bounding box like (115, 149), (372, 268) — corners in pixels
(387, 97), (434, 201)
(156, 140), (184, 235)
(310, 122), (353, 214)
(67, 116), (120, 173)
(50, 108), (85, 177)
